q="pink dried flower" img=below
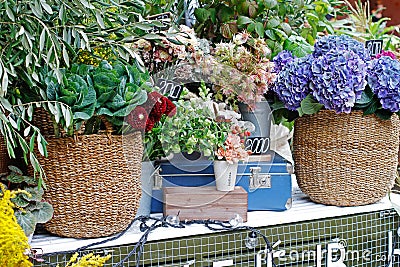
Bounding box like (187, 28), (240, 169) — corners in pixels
(215, 133), (251, 164)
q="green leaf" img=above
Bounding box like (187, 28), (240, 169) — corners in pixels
(264, 0), (278, 9)
(95, 10), (105, 29)
(237, 16), (253, 26)
(266, 18), (280, 29)
(15, 210), (36, 236)
(23, 186), (44, 202)
(299, 94), (323, 115)
(363, 98), (379, 116)
(217, 5), (234, 23)
(255, 22), (265, 38)
(12, 194), (30, 208)
(4, 172), (25, 183)
(194, 8), (211, 23)
(375, 109), (393, 120)
(96, 107), (113, 116)
(283, 36), (313, 58)
(31, 202), (53, 223)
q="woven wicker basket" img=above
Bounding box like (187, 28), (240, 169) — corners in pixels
(37, 131), (143, 238)
(293, 110), (400, 206)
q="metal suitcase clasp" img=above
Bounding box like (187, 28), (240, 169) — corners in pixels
(153, 167), (163, 190)
(250, 167), (271, 190)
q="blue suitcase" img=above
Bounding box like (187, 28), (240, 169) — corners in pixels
(150, 153), (293, 213)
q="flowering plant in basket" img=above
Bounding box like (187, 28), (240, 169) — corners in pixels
(272, 34), (400, 121)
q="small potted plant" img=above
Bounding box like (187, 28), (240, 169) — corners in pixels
(272, 34), (400, 206)
(214, 126), (251, 191)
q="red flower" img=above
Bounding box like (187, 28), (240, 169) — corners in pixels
(149, 97), (167, 122)
(127, 106), (148, 131)
(146, 91), (164, 106)
(164, 97), (176, 117)
(145, 116), (156, 132)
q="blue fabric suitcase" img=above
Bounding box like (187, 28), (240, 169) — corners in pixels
(150, 153), (292, 213)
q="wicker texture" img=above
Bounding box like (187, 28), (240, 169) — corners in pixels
(38, 131), (143, 238)
(293, 110), (400, 206)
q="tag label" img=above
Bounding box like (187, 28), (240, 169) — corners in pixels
(155, 78), (183, 101)
(365, 39), (383, 57)
(245, 137), (270, 155)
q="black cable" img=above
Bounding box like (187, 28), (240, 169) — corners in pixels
(34, 215), (275, 267)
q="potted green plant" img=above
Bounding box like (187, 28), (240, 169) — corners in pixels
(272, 34), (400, 206)
(1, 166), (54, 240)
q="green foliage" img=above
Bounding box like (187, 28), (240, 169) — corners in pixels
(1, 166), (54, 236)
(194, 0), (345, 57)
(159, 84), (232, 158)
(0, 0), (167, 179)
(334, 0), (400, 51)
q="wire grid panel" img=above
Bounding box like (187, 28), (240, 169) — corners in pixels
(34, 209), (400, 267)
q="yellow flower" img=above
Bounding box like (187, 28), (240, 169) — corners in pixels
(65, 253), (111, 267)
(0, 184), (32, 267)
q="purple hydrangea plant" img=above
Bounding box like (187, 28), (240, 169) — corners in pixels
(313, 35), (371, 62)
(368, 56), (400, 112)
(273, 55), (313, 111)
(273, 50), (294, 73)
(310, 48), (367, 113)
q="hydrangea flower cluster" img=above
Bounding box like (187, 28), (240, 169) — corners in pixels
(273, 55), (313, 111)
(311, 48), (367, 113)
(313, 35), (371, 62)
(273, 34), (372, 114)
(272, 50), (294, 73)
(368, 56), (400, 112)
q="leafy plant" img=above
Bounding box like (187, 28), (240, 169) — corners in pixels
(334, 0), (400, 51)
(40, 60), (150, 136)
(193, 0), (346, 57)
(1, 166), (53, 236)
(159, 83), (233, 157)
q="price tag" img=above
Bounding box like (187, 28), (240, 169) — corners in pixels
(155, 78), (183, 101)
(245, 137), (270, 155)
(365, 39), (383, 57)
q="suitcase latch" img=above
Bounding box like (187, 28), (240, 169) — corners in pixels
(153, 167), (163, 190)
(250, 167), (271, 189)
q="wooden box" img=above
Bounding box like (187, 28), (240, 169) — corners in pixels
(163, 186), (248, 222)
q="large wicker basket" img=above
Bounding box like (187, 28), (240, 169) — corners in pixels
(293, 110), (400, 206)
(37, 131), (143, 238)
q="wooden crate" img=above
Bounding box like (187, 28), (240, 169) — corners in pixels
(163, 186), (248, 222)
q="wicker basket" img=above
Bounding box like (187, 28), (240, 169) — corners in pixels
(37, 131), (143, 238)
(293, 110), (400, 206)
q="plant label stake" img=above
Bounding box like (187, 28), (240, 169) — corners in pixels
(156, 78), (183, 101)
(365, 40), (383, 57)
